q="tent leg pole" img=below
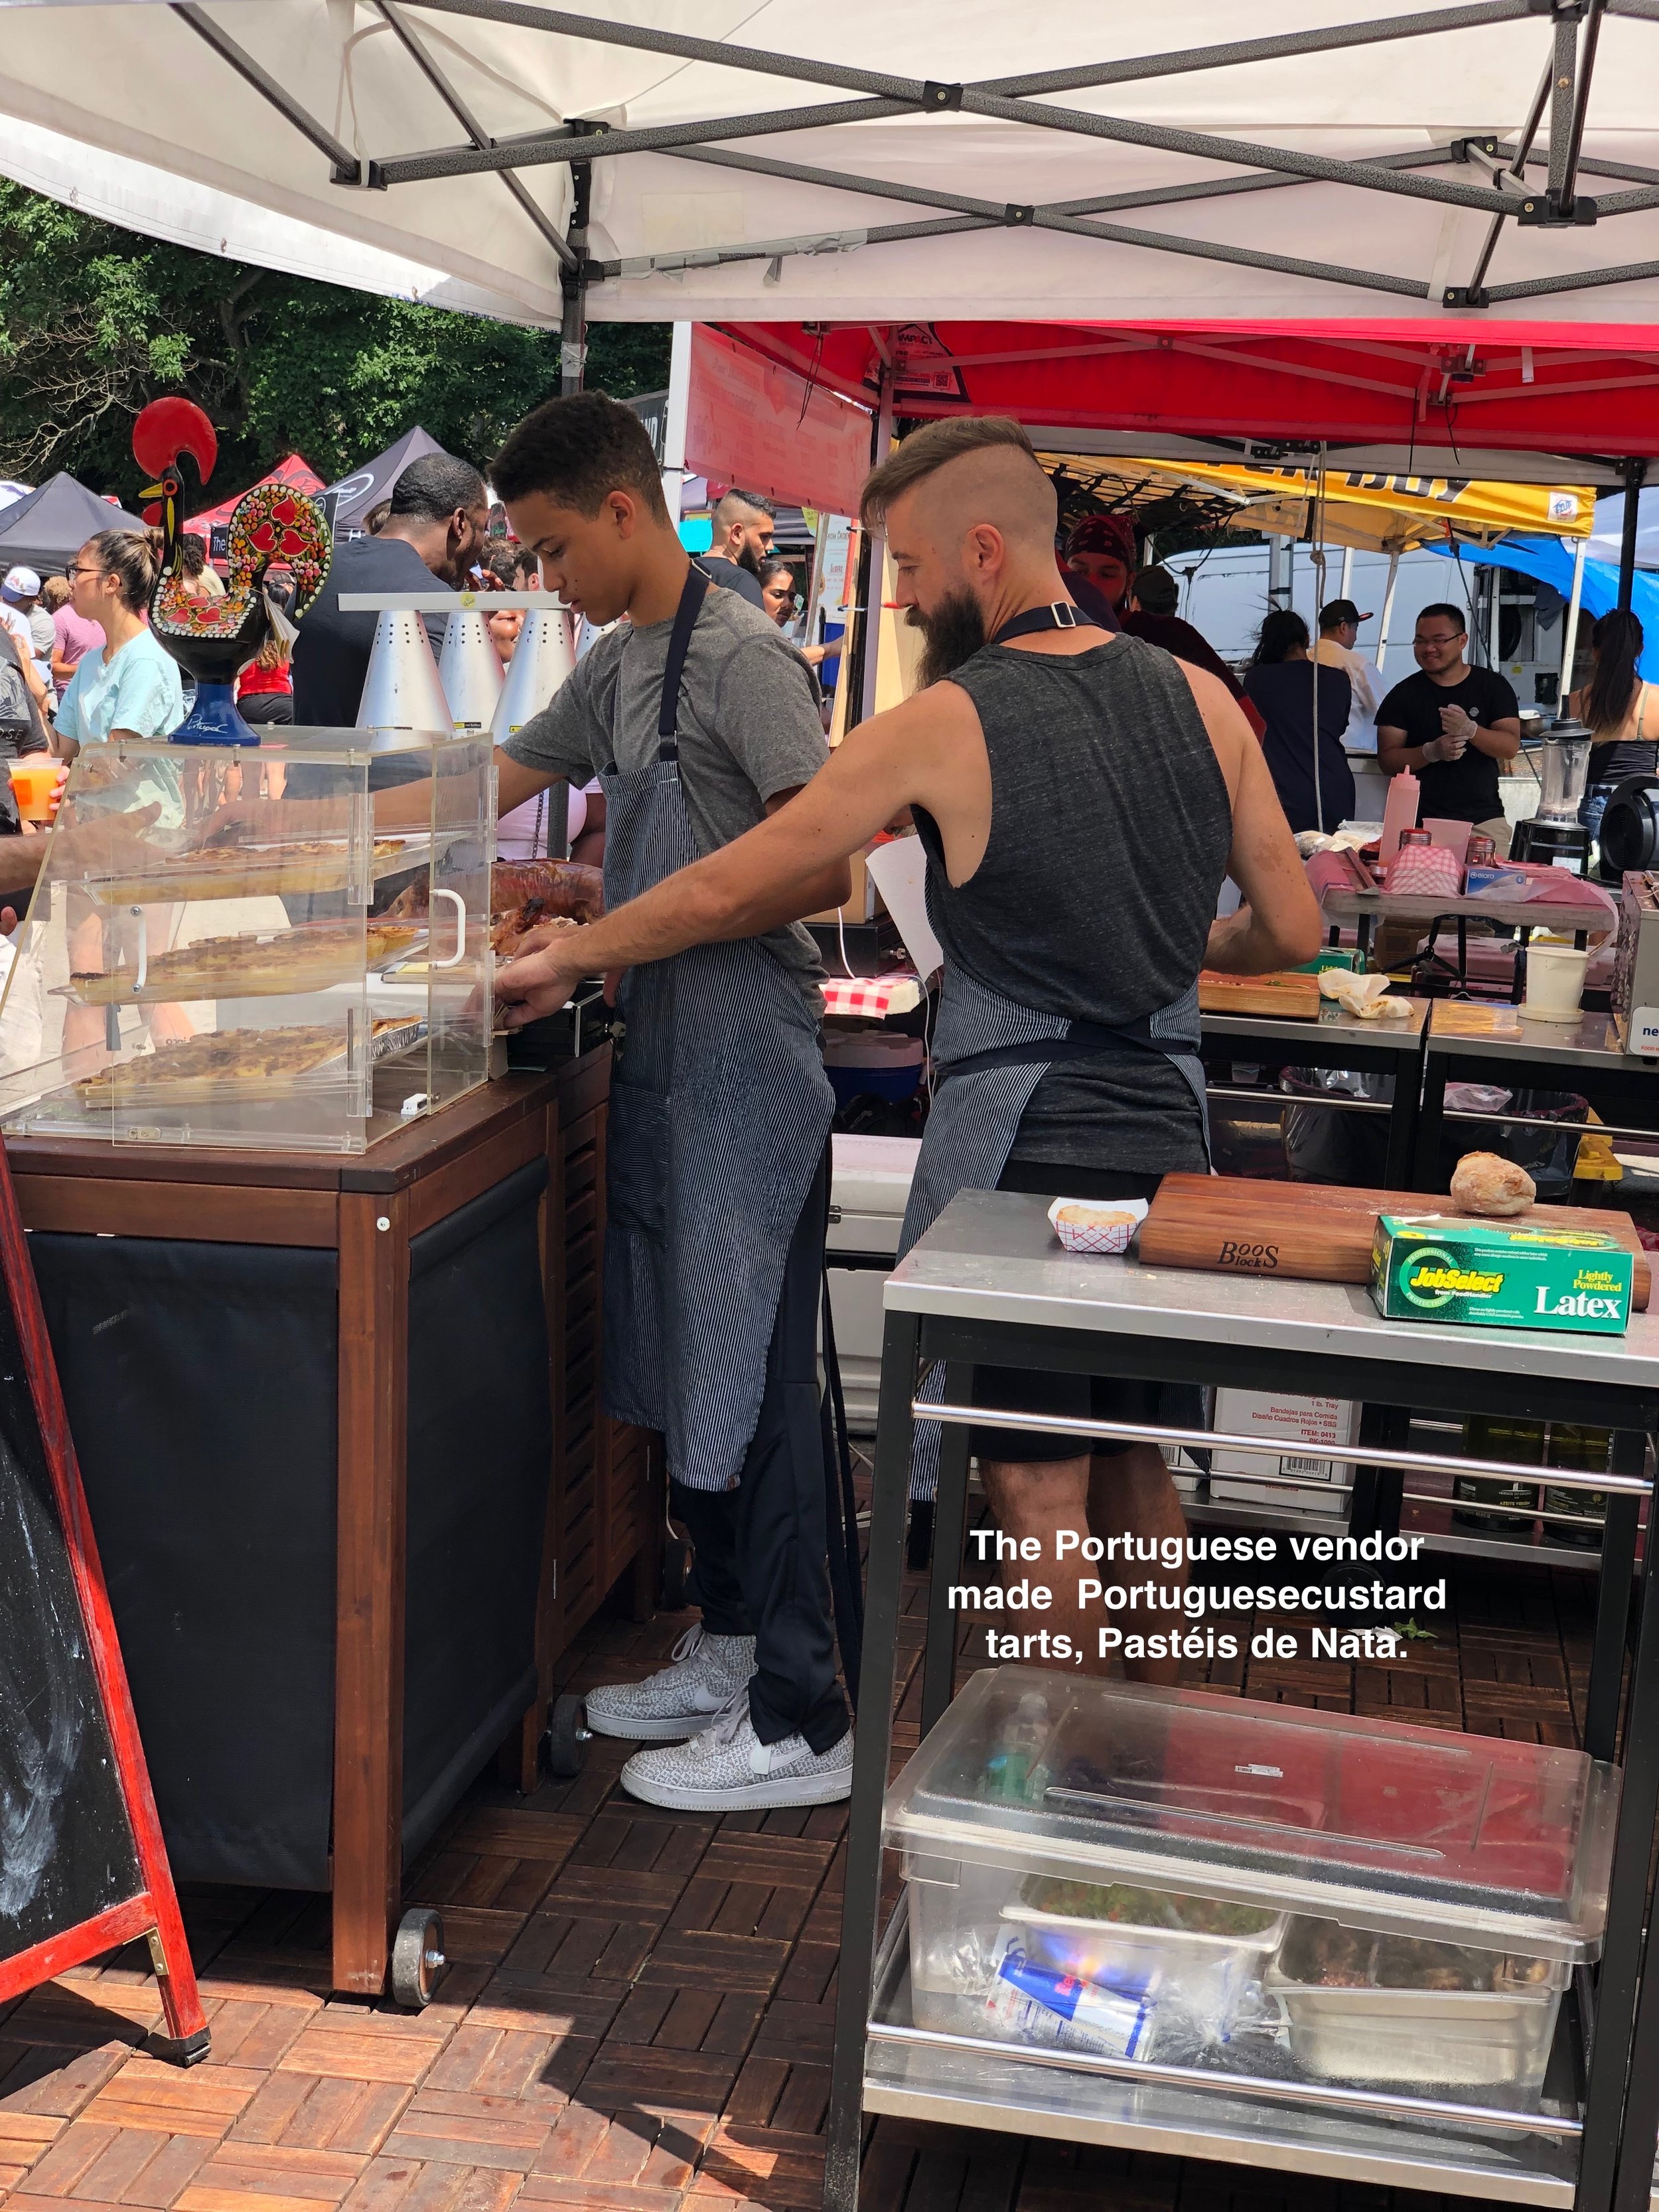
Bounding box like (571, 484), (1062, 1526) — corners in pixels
(1488, 563), (1502, 672)
(857, 366), (895, 729)
(661, 321), (693, 524)
(1340, 546), (1354, 601)
(1374, 551), (1400, 676)
(1619, 459), (1647, 616)
(559, 161), (592, 397)
(1561, 536), (1588, 707)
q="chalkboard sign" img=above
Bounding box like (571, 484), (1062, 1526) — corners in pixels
(0, 1141), (207, 2061)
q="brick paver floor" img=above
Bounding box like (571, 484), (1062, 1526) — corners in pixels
(0, 1538), (1601, 2212)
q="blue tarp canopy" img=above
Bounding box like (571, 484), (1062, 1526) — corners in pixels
(1432, 536), (1659, 682)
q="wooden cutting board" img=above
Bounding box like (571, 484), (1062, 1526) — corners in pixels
(1138, 1173), (1652, 1311)
(1197, 970), (1322, 1020)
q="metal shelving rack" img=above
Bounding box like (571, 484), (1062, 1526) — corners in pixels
(826, 1192), (1659, 2212)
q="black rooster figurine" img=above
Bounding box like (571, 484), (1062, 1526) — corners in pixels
(133, 396), (330, 746)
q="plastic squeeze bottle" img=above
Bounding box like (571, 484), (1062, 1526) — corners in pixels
(1379, 768), (1420, 865)
(984, 1692), (1050, 1801)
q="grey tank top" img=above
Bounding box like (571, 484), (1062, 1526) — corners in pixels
(913, 632), (1233, 1174)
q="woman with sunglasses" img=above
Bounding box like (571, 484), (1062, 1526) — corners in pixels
(54, 532), (183, 753)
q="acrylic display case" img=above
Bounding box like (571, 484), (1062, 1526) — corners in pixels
(885, 1666), (1616, 2111)
(0, 727), (494, 1154)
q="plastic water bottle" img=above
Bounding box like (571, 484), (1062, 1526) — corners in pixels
(982, 1947), (1155, 2059)
(984, 1692), (1051, 1802)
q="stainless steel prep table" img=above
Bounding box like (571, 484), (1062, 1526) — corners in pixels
(1320, 889), (1613, 999)
(826, 1191), (1659, 2212)
(1200, 998), (1429, 1189)
(1414, 1003), (1659, 1195)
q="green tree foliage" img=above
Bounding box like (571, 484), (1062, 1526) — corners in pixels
(0, 181), (668, 496)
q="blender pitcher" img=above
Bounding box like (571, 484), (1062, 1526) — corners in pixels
(1536, 715), (1594, 822)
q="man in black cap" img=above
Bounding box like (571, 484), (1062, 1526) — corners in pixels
(1315, 597), (1381, 749)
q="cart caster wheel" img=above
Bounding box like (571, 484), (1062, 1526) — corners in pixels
(390, 1909), (447, 2010)
(545, 1693), (591, 1779)
(660, 1528), (691, 1611)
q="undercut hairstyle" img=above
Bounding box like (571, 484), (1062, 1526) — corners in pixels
(493, 392), (670, 523)
(1417, 602), (1468, 636)
(713, 487), (776, 528)
(860, 416), (1040, 528)
(86, 530), (157, 613)
(389, 453), (487, 524)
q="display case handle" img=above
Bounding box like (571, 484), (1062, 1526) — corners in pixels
(129, 907), (146, 995)
(430, 887), (467, 968)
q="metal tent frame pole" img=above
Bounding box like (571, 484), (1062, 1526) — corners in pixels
(1619, 460), (1648, 611)
(662, 323), (693, 526)
(1562, 534), (1589, 698)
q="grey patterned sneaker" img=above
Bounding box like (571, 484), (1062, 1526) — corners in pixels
(583, 1625), (757, 1742)
(619, 1692), (854, 1810)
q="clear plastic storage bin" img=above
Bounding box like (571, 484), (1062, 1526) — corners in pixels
(0, 726), (492, 1154)
(885, 1668), (1617, 2100)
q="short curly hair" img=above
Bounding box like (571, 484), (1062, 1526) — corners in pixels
(494, 391), (669, 524)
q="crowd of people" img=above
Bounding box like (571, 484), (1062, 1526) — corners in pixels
(1, 441), (1652, 868)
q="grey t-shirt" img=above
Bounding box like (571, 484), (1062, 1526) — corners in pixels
(504, 583), (830, 994)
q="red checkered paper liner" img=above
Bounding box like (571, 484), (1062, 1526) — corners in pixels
(820, 972), (922, 1018)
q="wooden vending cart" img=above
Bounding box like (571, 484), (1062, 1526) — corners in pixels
(0, 730), (656, 2001)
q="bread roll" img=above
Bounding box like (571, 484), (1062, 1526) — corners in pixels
(1449, 1152), (1536, 1217)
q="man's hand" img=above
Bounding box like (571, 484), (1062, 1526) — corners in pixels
(494, 926), (595, 1027)
(1421, 729), (1469, 765)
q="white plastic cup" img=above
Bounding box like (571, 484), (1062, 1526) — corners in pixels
(1522, 941), (1590, 1024)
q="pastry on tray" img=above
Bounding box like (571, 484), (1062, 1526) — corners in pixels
(71, 1018), (425, 1106)
(64, 921), (425, 1005)
(90, 838), (422, 903)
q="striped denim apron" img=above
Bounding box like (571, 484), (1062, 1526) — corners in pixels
(599, 569), (835, 1491)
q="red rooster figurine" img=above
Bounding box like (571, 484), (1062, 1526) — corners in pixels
(133, 397), (331, 746)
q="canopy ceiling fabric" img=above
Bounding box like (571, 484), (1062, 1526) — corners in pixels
(722, 318), (1659, 484)
(7, 2), (1659, 331)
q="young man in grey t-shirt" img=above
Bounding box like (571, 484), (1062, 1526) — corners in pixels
(492, 392), (855, 1813)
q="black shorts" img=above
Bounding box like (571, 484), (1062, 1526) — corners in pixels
(969, 1161), (1199, 1463)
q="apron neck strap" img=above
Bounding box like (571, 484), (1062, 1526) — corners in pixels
(991, 600), (1102, 647)
(660, 563), (711, 741)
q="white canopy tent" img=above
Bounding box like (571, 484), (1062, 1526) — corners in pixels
(7, 0), (1659, 342)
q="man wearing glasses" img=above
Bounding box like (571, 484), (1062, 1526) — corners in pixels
(1376, 603), (1522, 853)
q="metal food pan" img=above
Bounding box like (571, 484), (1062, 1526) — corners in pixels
(1263, 1919), (1564, 2091)
(1001, 1895), (1287, 1998)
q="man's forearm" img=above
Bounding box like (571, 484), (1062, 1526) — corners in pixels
(0, 838), (46, 899)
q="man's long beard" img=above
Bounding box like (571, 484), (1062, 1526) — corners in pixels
(735, 540), (764, 579)
(908, 590), (988, 688)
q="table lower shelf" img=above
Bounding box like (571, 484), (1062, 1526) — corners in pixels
(864, 1911), (1591, 2206)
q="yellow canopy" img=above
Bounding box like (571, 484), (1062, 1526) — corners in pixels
(1043, 455), (1594, 556)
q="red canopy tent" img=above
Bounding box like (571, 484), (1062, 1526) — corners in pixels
(186, 453), (325, 540)
(716, 319), (1659, 488)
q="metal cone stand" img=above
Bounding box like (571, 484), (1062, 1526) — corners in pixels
(494, 607), (575, 743)
(437, 609), (504, 733)
(354, 609), (453, 731)
(339, 593), (572, 736)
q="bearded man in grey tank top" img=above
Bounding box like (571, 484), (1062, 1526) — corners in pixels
(502, 416), (1321, 1688)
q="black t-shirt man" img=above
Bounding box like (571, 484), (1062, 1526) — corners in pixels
(694, 552), (766, 609)
(291, 536), (451, 727)
(1376, 605), (1522, 827)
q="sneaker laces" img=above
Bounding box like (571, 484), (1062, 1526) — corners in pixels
(686, 1687), (751, 1759)
(667, 1623), (706, 1667)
